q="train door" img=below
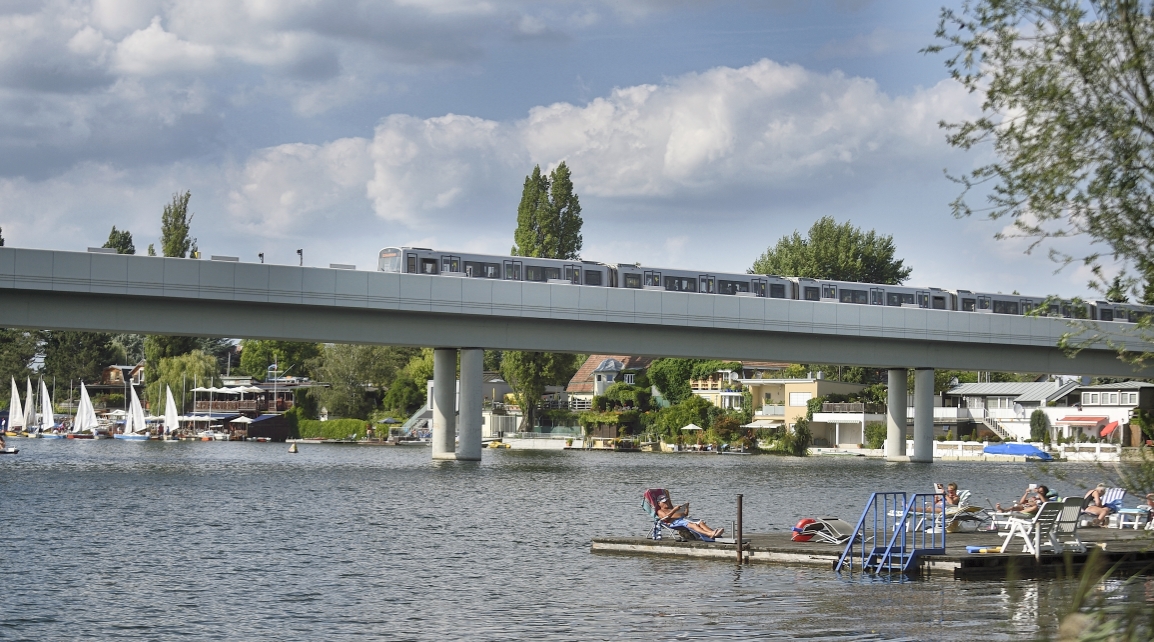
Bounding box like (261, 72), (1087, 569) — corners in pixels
(1020, 298), (1034, 315)
(406, 252), (419, 274)
(441, 255), (461, 273)
(977, 296), (992, 311)
(870, 287), (885, 305)
(419, 257), (438, 274)
(751, 278), (767, 297)
(564, 264), (581, 284)
(643, 270), (661, 287)
(916, 290), (930, 308)
(699, 275), (716, 294)
(503, 260), (522, 280)
(932, 294), (947, 310)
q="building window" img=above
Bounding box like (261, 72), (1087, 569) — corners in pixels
(988, 396), (1015, 409)
(624, 374), (635, 384)
(789, 392), (812, 407)
(1082, 392), (1100, 405)
(1123, 392), (1139, 404)
(595, 374), (601, 382)
(1106, 392), (1119, 405)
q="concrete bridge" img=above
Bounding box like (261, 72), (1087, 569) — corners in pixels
(0, 247), (1148, 463)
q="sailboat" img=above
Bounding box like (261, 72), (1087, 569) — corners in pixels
(68, 382), (100, 439)
(22, 378), (35, 435)
(114, 387), (149, 441)
(29, 379), (57, 438)
(6, 378), (24, 436)
(162, 385), (180, 440)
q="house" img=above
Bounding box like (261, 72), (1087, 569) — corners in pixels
(101, 362), (145, 386)
(689, 361), (790, 411)
(565, 355), (654, 410)
(740, 375), (869, 446)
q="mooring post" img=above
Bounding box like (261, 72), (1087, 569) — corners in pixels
(736, 494), (743, 564)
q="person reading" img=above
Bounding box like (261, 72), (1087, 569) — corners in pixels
(654, 492), (724, 539)
(996, 484), (1052, 517)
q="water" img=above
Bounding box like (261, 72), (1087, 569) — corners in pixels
(1, 440), (1149, 640)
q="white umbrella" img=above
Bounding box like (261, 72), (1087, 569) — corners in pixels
(681, 423), (703, 431)
(230, 416), (254, 424)
(218, 387), (242, 395)
(108, 409), (128, 417)
(190, 387), (213, 393)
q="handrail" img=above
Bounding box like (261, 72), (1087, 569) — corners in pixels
(875, 493), (946, 573)
(835, 492), (906, 573)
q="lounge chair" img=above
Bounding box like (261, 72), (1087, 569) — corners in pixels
(792, 517), (856, 545)
(1080, 487), (1126, 527)
(641, 488), (716, 543)
(1001, 498), (1082, 559)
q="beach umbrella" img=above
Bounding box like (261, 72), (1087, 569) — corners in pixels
(230, 416), (254, 424)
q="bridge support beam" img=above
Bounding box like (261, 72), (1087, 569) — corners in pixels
(457, 348), (483, 461)
(886, 368), (908, 461)
(911, 368), (935, 463)
(432, 348), (457, 460)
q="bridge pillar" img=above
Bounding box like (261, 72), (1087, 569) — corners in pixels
(432, 348), (457, 460)
(886, 368), (908, 460)
(457, 348), (483, 461)
(911, 368), (935, 463)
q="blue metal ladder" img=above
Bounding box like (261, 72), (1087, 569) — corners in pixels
(834, 492), (946, 575)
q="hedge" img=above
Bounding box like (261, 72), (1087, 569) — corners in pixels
(297, 418), (368, 440)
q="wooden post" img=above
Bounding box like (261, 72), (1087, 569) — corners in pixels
(736, 494), (743, 564)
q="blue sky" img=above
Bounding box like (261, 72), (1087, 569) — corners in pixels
(0, 1), (1105, 298)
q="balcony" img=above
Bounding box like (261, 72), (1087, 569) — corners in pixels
(757, 405), (785, 416)
(821, 402), (885, 414)
(193, 400), (271, 413)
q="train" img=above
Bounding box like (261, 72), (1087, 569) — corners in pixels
(377, 246), (1150, 323)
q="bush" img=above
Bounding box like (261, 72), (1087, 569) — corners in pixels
(297, 418), (368, 440)
(865, 422), (888, 449)
(1029, 409), (1049, 443)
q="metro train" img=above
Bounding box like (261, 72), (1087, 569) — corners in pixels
(378, 246), (1151, 323)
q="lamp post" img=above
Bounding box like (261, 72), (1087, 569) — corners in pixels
(296, 249), (302, 266)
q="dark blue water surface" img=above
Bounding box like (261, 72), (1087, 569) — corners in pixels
(0, 440), (1148, 640)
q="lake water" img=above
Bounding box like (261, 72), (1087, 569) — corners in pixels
(1, 440), (1149, 640)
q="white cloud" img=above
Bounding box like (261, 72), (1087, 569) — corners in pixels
(113, 16), (215, 76)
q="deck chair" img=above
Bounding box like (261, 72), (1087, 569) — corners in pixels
(792, 517), (856, 545)
(1080, 487), (1126, 527)
(1051, 497), (1087, 553)
(641, 488), (716, 543)
(1001, 501), (1066, 560)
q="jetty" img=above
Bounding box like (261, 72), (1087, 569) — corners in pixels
(591, 529), (1154, 580)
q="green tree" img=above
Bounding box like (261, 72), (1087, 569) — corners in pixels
(751, 216), (910, 284)
(1029, 409), (1051, 444)
(145, 350), (218, 413)
(42, 331), (119, 384)
(102, 226), (135, 254)
(147, 244), (156, 256)
(238, 340), (323, 381)
(928, 0), (1154, 299)
(511, 162), (583, 259)
(647, 358), (702, 405)
(383, 375), (424, 414)
(160, 191), (197, 258)
(0, 226), (5, 246)
(653, 395), (714, 438)
(309, 344), (419, 419)
(0, 329), (39, 391)
(500, 351), (578, 430)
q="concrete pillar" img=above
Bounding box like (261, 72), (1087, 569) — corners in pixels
(886, 368), (908, 460)
(432, 348), (457, 460)
(912, 368), (934, 463)
(457, 348), (483, 461)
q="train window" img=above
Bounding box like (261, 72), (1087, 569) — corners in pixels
(804, 287), (820, 301)
(887, 292), (915, 307)
(752, 280), (767, 297)
(1100, 307), (1114, 322)
(839, 289), (868, 304)
(441, 255), (461, 273)
(544, 267), (561, 281)
(977, 296), (991, 310)
(585, 270), (602, 286)
(992, 300), (1019, 315)
(623, 273), (642, 289)
(822, 284), (836, 299)
(961, 298), (976, 312)
(664, 276), (697, 292)
(420, 258), (438, 274)
(379, 250), (401, 272)
(699, 275), (716, 294)
(407, 254), (417, 274)
(1132, 310), (1146, 323)
(933, 296), (946, 310)
(503, 261), (521, 280)
(770, 283), (786, 298)
(719, 280), (750, 295)
(643, 271), (661, 287)
(464, 261), (500, 278)
(525, 266), (546, 282)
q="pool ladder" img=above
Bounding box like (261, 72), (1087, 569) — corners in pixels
(834, 492), (947, 575)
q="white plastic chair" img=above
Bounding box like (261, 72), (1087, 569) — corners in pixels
(1000, 501), (1066, 560)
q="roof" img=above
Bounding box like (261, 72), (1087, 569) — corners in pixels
(1056, 416), (1108, 424)
(739, 361), (792, 369)
(566, 355), (655, 394)
(946, 381), (1068, 401)
(1076, 381), (1154, 390)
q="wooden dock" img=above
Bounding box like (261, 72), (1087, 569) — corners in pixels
(591, 529), (1154, 580)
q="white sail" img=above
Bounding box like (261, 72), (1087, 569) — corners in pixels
(128, 386), (146, 434)
(73, 383), (98, 433)
(36, 379), (52, 434)
(164, 386), (179, 435)
(23, 378), (35, 431)
(8, 378), (24, 430)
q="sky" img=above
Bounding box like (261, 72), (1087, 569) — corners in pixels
(0, 0), (1107, 298)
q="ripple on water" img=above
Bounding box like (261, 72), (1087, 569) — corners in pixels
(0, 439), (1149, 640)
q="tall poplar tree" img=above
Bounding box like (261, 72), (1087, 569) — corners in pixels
(160, 191), (197, 258)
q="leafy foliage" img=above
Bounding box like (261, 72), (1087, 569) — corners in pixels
(160, 191), (196, 258)
(297, 418), (368, 440)
(102, 226), (135, 254)
(865, 422), (888, 449)
(928, 0), (1154, 300)
(750, 216), (910, 284)
(239, 340), (322, 381)
(309, 345), (418, 419)
(144, 350), (218, 413)
(383, 375), (424, 415)
(0, 329), (39, 386)
(651, 395), (714, 439)
(42, 331), (118, 384)
(500, 351), (578, 429)
(1030, 408), (1050, 443)
(511, 163), (583, 259)
(601, 382), (652, 410)
(647, 358), (701, 404)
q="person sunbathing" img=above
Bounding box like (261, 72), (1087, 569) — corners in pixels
(1082, 483), (1117, 527)
(655, 493), (724, 539)
(996, 484), (1052, 516)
